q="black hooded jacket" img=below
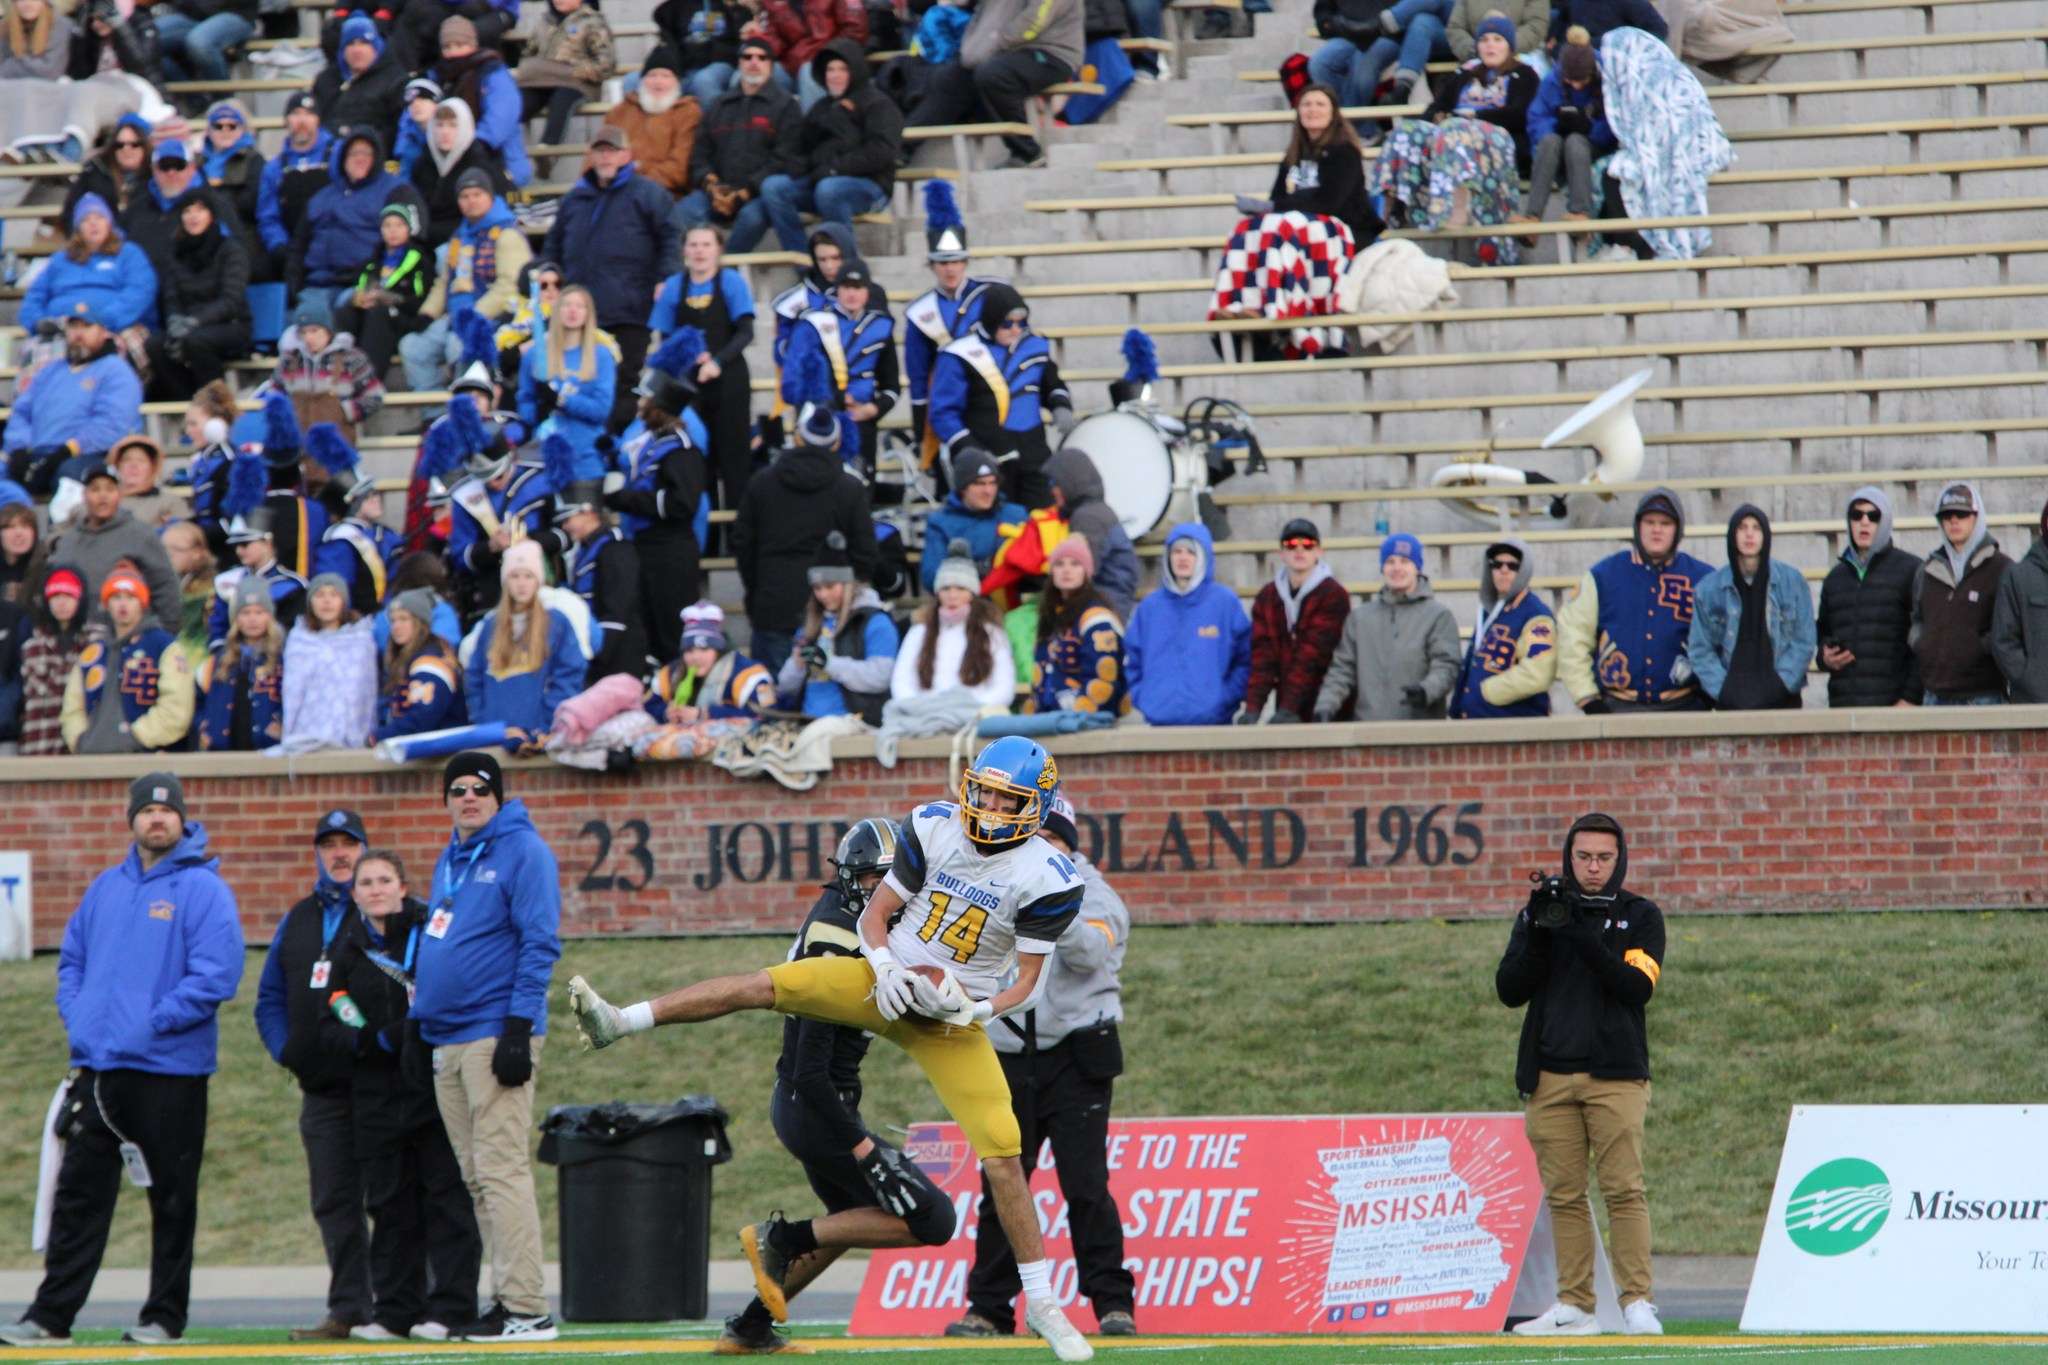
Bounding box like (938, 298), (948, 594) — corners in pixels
(1495, 813), (1665, 1096)
(731, 443), (878, 633)
(795, 40), (901, 193)
(161, 193), (254, 330)
(314, 900), (444, 1155)
(1816, 490), (1921, 708)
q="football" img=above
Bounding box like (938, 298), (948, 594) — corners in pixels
(907, 964), (950, 989)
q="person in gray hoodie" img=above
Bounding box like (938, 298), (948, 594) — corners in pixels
(1989, 494), (2048, 705)
(1910, 480), (2010, 705)
(1046, 448), (1138, 621)
(909, 0), (1083, 168)
(42, 465), (181, 633)
(1314, 530), (1460, 721)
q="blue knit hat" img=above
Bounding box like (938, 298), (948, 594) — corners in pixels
(1475, 12), (1517, 47)
(339, 14), (383, 57)
(1380, 531), (1424, 569)
(71, 192), (115, 230)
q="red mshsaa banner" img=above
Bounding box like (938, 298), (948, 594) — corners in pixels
(852, 1114), (1542, 1335)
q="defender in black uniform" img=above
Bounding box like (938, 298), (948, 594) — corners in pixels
(720, 819), (956, 1356)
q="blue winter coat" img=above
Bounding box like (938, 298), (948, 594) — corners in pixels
(1687, 561), (1818, 703)
(20, 242), (159, 333)
(413, 799), (562, 1045)
(921, 492), (1027, 593)
(1124, 521), (1252, 725)
(0, 348), (143, 454)
(1526, 67), (1617, 151)
(56, 822), (245, 1076)
(463, 604), (587, 736)
(474, 63), (533, 187)
(449, 463), (554, 583)
(518, 341), (618, 481)
(296, 137), (414, 288)
(540, 165), (680, 330)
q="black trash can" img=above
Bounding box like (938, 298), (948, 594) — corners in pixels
(538, 1096), (732, 1322)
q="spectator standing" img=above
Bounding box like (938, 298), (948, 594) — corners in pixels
(914, 0), (1081, 169)
(1244, 517), (1350, 723)
(773, 531), (897, 721)
(1026, 535), (1124, 715)
(1816, 487), (1920, 709)
(110, 435), (174, 531)
(376, 587), (466, 739)
(284, 574), (380, 749)
(654, 0), (746, 106)
(1446, 0), (1544, 61)
(516, 0), (616, 153)
(1911, 481), (2010, 706)
(64, 0), (159, 85)
(928, 285), (1074, 511)
(19, 566), (88, 756)
(42, 464), (180, 631)
(923, 446), (1026, 594)
(401, 170), (531, 393)
(313, 17), (408, 147)
(464, 540), (587, 752)
(21, 195), (157, 341)
(1496, 812), (1666, 1338)
(1449, 537), (1555, 719)
(1991, 496), (2048, 704)
(648, 226), (756, 516)
(779, 263), (898, 477)
(733, 411), (878, 674)
(891, 540), (1015, 710)
(0, 775), (241, 1350)
(760, 41), (900, 250)
(197, 101), (263, 230)
(949, 795), (1135, 1340)
(61, 116), (152, 235)
(338, 203), (437, 380)
(432, 16), (533, 187)
(290, 130), (421, 312)
(549, 467), (647, 684)
(1556, 488), (1710, 713)
(757, 0), (865, 109)
(195, 576), (285, 750)
(4, 311), (143, 501)
(1314, 530), (1459, 721)
(252, 810), (377, 1340)
(518, 285), (617, 483)
(542, 124), (678, 426)
(147, 191), (253, 398)
(257, 95), (334, 276)
(0, 0), (73, 77)
(605, 48), (701, 196)
(317, 850), (483, 1343)
(154, 0), (252, 86)
(609, 332), (711, 662)
(1309, 0), (1450, 112)
(1687, 506), (1815, 711)
(161, 521), (217, 668)
(413, 751), (564, 1343)
(0, 590), (25, 752)
(677, 37), (801, 253)
(1515, 28), (1612, 233)
(1045, 450), (1138, 620)
(63, 571), (195, 752)
(1125, 522), (1250, 725)
(212, 509), (310, 646)
(411, 100), (514, 248)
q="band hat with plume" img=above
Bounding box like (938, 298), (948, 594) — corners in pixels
(306, 422), (377, 507)
(544, 434), (599, 523)
(258, 390), (302, 469)
(637, 325), (706, 412)
(923, 180), (969, 261)
(788, 348), (842, 451)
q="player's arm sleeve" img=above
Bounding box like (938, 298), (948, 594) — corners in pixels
(1014, 885), (1083, 955)
(879, 812), (929, 903)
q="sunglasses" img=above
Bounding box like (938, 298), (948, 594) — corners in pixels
(1281, 538), (1318, 550)
(209, 120), (240, 130)
(447, 782), (492, 798)
(1487, 557), (1521, 571)
(1847, 507), (1882, 523)
(997, 316), (1027, 329)
(1937, 510), (1975, 521)
(740, 51), (771, 60)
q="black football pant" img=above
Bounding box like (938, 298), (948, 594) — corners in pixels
(964, 1038), (1133, 1331)
(299, 1089), (372, 1325)
(29, 1070), (208, 1337)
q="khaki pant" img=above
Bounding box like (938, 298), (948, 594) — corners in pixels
(1524, 1071), (1653, 1311)
(433, 1035), (547, 1318)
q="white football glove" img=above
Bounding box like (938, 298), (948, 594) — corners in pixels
(912, 968), (992, 1027)
(865, 945), (917, 1022)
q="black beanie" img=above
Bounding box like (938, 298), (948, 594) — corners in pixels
(443, 750), (504, 803)
(643, 43), (682, 77)
(129, 771), (187, 823)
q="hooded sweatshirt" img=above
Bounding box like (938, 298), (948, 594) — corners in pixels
(58, 821), (245, 1076)
(412, 799), (562, 1045)
(1125, 522), (1251, 725)
(410, 97), (514, 246)
(1556, 487), (1712, 709)
(795, 39), (902, 194)
(732, 444), (878, 632)
(1044, 449), (1139, 621)
(1816, 485), (1921, 708)
(1990, 496), (2048, 704)
(293, 129), (419, 289)
(1910, 480), (2011, 700)
(1316, 562), (1462, 721)
(1688, 504), (1814, 710)
(1451, 537), (1555, 719)
(1494, 812), (1664, 1096)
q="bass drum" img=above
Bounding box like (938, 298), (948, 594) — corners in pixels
(1057, 410), (1175, 540)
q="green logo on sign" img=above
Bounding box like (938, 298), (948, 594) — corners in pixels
(1785, 1158), (1892, 1255)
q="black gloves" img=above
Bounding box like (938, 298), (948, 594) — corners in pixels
(1272, 708), (1302, 724)
(400, 1019), (433, 1088)
(858, 1140), (931, 1221)
(491, 1016), (534, 1087)
(1581, 697), (1611, 715)
(1402, 684), (1429, 709)
(800, 643), (830, 676)
(1554, 106), (1591, 138)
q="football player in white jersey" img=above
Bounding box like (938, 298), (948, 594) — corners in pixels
(565, 737), (1093, 1361)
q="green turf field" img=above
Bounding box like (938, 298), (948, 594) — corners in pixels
(1, 912), (2043, 1269)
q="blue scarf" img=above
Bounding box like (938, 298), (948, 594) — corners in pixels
(202, 131), (255, 185)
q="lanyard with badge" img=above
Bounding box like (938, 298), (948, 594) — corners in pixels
(362, 914), (422, 1007)
(307, 899), (346, 991)
(428, 841), (486, 942)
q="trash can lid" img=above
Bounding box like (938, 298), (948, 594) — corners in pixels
(538, 1096), (733, 1165)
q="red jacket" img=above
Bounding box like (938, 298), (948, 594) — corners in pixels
(759, 0), (867, 75)
(1247, 573), (1351, 718)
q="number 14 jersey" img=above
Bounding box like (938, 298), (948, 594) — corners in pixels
(882, 801), (1084, 1000)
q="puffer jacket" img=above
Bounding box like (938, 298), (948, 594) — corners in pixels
(1989, 511), (2048, 704)
(1815, 485), (1920, 707)
(1910, 481), (2011, 700)
(291, 130), (421, 291)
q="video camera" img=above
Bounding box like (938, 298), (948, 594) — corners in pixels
(1526, 872), (1589, 931)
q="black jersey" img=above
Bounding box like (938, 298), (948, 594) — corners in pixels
(773, 885), (873, 1147)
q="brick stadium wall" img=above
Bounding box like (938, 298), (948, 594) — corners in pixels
(6, 711), (2046, 950)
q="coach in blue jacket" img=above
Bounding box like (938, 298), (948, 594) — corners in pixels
(3, 774), (243, 1350)
(412, 752), (562, 1343)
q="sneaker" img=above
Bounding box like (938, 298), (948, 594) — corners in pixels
(350, 1323), (405, 1341)
(1025, 1301), (1093, 1361)
(568, 974), (625, 1050)
(0, 1320), (70, 1348)
(943, 1312), (1002, 1337)
(290, 1316), (355, 1341)
(739, 1217), (794, 1323)
(1377, 9), (1399, 35)
(460, 1311), (557, 1342)
(1097, 1310), (1137, 1336)
(1512, 1302), (1601, 1336)
(409, 1322), (452, 1341)
(123, 1323), (179, 1344)
(999, 150), (1048, 170)
(1622, 1300), (1664, 1335)
(713, 1313), (807, 1354)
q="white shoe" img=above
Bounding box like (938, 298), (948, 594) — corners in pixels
(409, 1322), (451, 1341)
(568, 974), (624, 1050)
(1513, 1302), (1601, 1336)
(1024, 1300), (1093, 1361)
(1622, 1300), (1664, 1335)
(1592, 243), (1640, 263)
(350, 1324), (403, 1341)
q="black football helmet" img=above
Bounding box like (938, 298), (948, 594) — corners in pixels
(831, 818), (902, 910)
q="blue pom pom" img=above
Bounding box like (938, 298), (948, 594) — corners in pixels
(923, 179), (963, 232)
(647, 325), (705, 379)
(447, 395), (488, 463)
(791, 346), (832, 407)
(261, 390), (300, 457)
(419, 417), (459, 482)
(1121, 327), (1160, 384)
(540, 433), (578, 494)
(453, 309), (499, 372)
(306, 423), (358, 477)
(225, 451), (268, 517)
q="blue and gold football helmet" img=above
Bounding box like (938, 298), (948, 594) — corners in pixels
(958, 736), (1059, 847)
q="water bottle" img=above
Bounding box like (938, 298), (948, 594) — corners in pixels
(328, 991), (367, 1029)
(1374, 501), (1390, 538)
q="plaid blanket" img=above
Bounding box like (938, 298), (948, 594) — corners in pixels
(1209, 210), (1358, 360)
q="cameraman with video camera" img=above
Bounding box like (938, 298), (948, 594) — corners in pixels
(1495, 813), (1665, 1339)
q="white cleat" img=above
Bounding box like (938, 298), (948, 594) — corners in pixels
(568, 975), (625, 1050)
(1622, 1300), (1664, 1335)
(1024, 1301), (1093, 1361)
(1512, 1301), (1602, 1336)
